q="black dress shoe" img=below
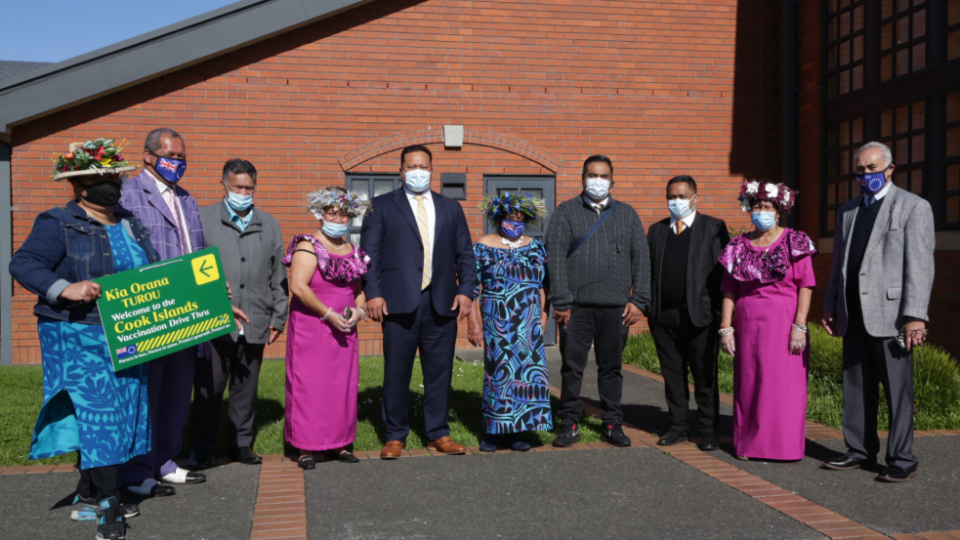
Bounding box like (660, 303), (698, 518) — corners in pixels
(656, 430), (688, 446)
(601, 422), (631, 447)
(876, 466), (918, 482)
(297, 455), (315, 470)
(697, 432), (719, 452)
(236, 447), (263, 465)
(333, 451), (360, 464)
(822, 455), (876, 471)
(188, 450), (213, 470)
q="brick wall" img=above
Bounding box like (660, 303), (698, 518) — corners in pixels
(8, 0), (780, 363)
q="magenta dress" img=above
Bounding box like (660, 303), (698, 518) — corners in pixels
(283, 234), (370, 451)
(719, 228), (817, 461)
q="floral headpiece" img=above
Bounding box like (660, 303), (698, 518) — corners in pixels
(307, 188), (371, 219)
(481, 191), (547, 224)
(52, 138), (135, 180)
(738, 179), (798, 213)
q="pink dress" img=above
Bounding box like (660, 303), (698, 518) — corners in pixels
(719, 228), (817, 461)
(283, 234), (369, 451)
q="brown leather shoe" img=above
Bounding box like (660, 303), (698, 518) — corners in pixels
(380, 440), (405, 459)
(427, 436), (466, 455)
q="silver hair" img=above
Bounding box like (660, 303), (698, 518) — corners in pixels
(853, 141), (893, 169)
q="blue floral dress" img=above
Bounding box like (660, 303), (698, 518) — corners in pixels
(31, 223), (151, 469)
(474, 239), (553, 434)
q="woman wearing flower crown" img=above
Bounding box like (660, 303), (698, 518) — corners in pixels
(283, 187), (371, 469)
(467, 192), (553, 451)
(717, 180), (817, 461)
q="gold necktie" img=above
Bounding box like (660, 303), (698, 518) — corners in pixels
(676, 221), (684, 235)
(416, 195), (432, 290)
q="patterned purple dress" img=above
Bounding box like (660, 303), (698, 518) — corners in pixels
(282, 234), (369, 451)
(719, 228), (817, 461)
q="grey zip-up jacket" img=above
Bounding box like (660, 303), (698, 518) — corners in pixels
(545, 194), (651, 312)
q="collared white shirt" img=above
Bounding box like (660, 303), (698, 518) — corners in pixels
(670, 209), (697, 234)
(585, 195), (609, 214)
(146, 169), (193, 253)
(404, 186), (435, 262)
(864, 181), (893, 207)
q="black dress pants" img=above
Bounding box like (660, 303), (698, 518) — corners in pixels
(841, 309), (917, 470)
(192, 337), (265, 452)
(558, 305), (630, 425)
(77, 459), (119, 502)
(649, 307), (720, 433)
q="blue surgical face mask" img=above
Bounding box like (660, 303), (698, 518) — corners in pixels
(500, 219), (526, 239)
(751, 211), (777, 232)
(668, 198), (694, 220)
(226, 191), (253, 211)
(322, 219), (348, 239)
(856, 168), (889, 195)
(151, 153), (187, 184)
(404, 170), (431, 193)
(585, 177), (610, 200)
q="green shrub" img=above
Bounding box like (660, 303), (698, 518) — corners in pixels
(623, 324), (960, 430)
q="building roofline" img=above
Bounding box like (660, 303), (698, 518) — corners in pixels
(0, 0), (371, 138)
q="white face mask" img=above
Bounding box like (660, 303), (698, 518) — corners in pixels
(404, 170), (431, 193)
(585, 177), (610, 200)
(668, 198), (694, 220)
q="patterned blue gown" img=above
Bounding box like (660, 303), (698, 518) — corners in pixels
(31, 223), (151, 469)
(474, 239), (553, 434)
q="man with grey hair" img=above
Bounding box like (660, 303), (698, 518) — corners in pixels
(190, 159), (288, 468)
(821, 140), (935, 482)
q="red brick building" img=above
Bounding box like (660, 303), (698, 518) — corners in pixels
(0, 0), (957, 364)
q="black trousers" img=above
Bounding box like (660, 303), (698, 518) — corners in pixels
(650, 308), (720, 433)
(842, 311), (917, 470)
(381, 287), (458, 442)
(192, 337), (265, 452)
(77, 459), (119, 502)
(558, 305), (630, 425)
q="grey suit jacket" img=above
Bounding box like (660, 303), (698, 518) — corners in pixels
(824, 185), (935, 338)
(200, 201), (289, 344)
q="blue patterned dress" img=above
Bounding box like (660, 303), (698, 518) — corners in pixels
(31, 223), (151, 469)
(474, 239), (553, 434)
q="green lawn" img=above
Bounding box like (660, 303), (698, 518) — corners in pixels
(0, 358), (601, 467)
(623, 324), (960, 431)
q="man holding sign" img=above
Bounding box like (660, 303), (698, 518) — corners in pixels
(118, 128), (208, 496)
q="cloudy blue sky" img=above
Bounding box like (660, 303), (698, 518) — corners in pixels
(2, 0), (237, 63)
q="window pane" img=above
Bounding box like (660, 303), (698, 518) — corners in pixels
(840, 149), (851, 174)
(882, 23), (893, 50)
(839, 122), (850, 146)
(947, 127), (960, 157)
(853, 118), (864, 143)
(894, 170), (909, 189)
(841, 0), (851, 8)
(881, 53), (894, 80)
(896, 138), (909, 163)
(949, 30), (960, 61)
(828, 125), (840, 149)
(830, 0), (838, 14)
(839, 180), (850, 203)
(947, 196), (960, 223)
(841, 11), (851, 38)
(882, 110), (894, 136)
(913, 9), (926, 38)
(913, 101), (925, 130)
(828, 182), (837, 205)
(910, 170), (923, 194)
(882, 0), (894, 19)
(841, 40), (851, 66)
(827, 209), (837, 232)
(374, 179), (394, 197)
(948, 92), (960, 123)
(913, 42), (926, 71)
(911, 134), (924, 162)
(853, 36), (864, 61)
(828, 152), (839, 177)
(947, 164), (960, 191)
(950, 0), (960, 25)
(828, 46), (838, 70)
(897, 0), (910, 13)
(898, 16), (910, 44)
(828, 17), (838, 42)
(828, 74), (839, 99)
(840, 69), (851, 94)
(852, 65), (864, 90)
(897, 48), (910, 76)
(897, 105), (910, 133)
(853, 6), (865, 31)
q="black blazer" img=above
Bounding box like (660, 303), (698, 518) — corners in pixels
(360, 188), (477, 315)
(646, 212), (730, 328)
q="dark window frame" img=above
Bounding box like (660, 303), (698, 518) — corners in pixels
(344, 173), (402, 245)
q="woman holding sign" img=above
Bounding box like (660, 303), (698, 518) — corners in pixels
(283, 187), (371, 470)
(9, 139), (160, 540)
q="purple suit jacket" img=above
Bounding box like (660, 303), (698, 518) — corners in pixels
(119, 170), (205, 261)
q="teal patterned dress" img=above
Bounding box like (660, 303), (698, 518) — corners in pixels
(31, 224), (151, 469)
(474, 239), (553, 434)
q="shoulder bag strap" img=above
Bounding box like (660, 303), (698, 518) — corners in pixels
(567, 200), (619, 257)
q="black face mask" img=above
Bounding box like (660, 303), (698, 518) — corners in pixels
(80, 180), (123, 207)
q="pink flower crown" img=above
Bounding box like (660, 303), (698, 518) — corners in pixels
(737, 179), (798, 213)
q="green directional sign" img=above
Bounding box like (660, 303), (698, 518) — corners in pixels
(94, 247), (236, 371)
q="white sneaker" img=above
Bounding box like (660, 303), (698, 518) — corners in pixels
(160, 467), (206, 484)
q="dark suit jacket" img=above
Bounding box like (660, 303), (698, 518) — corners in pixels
(646, 212), (730, 328)
(360, 188), (478, 315)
